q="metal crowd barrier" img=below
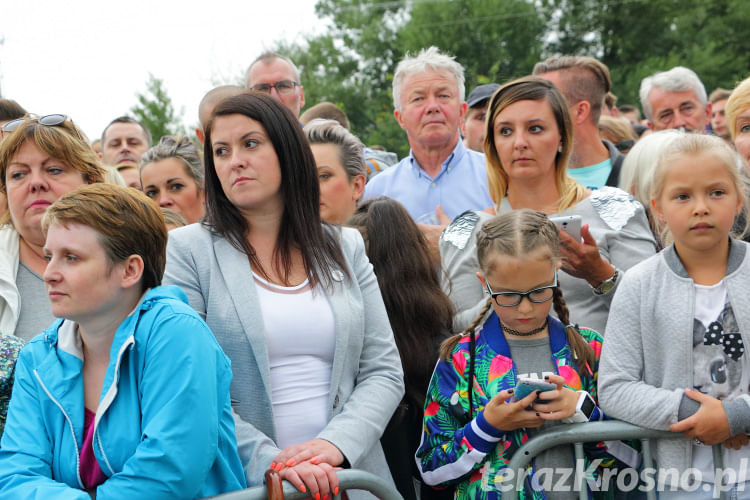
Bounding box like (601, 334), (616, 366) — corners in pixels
(501, 420), (727, 500)
(207, 469), (404, 500)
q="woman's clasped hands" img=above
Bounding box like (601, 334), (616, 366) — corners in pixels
(270, 439), (343, 499)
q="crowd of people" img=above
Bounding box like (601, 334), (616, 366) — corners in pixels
(0, 45), (750, 499)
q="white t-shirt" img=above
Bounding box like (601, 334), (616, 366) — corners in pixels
(691, 280), (750, 484)
(254, 272), (336, 449)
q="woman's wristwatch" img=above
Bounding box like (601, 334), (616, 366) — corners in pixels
(591, 267), (620, 295)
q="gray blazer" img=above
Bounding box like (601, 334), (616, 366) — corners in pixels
(164, 223), (404, 489)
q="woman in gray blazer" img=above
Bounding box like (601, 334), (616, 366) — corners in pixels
(163, 93), (403, 499)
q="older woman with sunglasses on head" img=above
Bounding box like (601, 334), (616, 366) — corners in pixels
(441, 77), (657, 335)
(0, 115), (105, 341)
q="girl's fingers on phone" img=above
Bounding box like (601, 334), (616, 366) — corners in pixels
(493, 388), (514, 402)
(517, 389), (539, 407)
(543, 374), (566, 388)
(534, 389), (560, 403)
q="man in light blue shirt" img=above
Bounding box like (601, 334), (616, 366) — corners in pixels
(363, 47), (492, 223)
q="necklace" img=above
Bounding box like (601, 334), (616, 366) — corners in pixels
(500, 318), (548, 337)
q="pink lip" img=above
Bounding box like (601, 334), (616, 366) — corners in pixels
(517, 318), (533, 323)
(691, 223), (713, 230)
(29, 200), (52, 209)
(233, 177), (252, 186)
(47, 291), (66, 299)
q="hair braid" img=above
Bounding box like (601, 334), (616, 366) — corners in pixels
(439, 298), (492, 360)
(552, 286), (595, 374)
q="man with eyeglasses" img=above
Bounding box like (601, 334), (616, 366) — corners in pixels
(246, 52), (305, 118)
(639, 66), (711, 134)
(533, 56), (625, 189)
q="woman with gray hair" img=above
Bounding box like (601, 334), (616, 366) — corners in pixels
(140, 136), (205, 224)
(305, 119), (367, 224)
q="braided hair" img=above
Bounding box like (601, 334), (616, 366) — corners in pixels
(440, 209), (596, 416)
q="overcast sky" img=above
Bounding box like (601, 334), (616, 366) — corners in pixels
(0, 0), (319, 141)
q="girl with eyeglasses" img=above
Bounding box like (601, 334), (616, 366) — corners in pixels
(417, 209), (614, 499)
(0, 114), (105, 341)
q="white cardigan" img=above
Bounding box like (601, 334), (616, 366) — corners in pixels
(0, 226), (20, 336)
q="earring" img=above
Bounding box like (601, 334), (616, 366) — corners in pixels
(558, 144), (563, 153)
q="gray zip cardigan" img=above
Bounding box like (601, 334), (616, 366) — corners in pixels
(599, 238), (750, 480)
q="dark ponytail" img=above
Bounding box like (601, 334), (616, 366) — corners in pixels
(439, 298), (492, 360)
(552, 286), (595, 375)
(438, 298), (493, 421)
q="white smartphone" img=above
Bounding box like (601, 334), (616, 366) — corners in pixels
(550, 215), (582, 241)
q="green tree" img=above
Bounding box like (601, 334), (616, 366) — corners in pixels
(544, 0), (750, 109)
(280, 0), (546, 157)
(400, 0), (545, 90)
(131, 74), (184, 143)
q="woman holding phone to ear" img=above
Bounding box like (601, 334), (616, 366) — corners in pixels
(440, 77), (657, 335)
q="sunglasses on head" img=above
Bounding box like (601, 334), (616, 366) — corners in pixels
(614, 139), (635, 152)
(1, 114), (69, 134)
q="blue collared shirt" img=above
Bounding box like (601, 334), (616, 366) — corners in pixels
(362, 140), (493, 223)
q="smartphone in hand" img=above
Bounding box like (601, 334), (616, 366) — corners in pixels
(550, 215), (582, 241)
(511, 377), (557, 402)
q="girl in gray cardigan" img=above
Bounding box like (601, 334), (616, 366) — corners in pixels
(599, 134), (750, 498)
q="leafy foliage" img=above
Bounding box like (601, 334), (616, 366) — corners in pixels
(131, 74), (184, 144)
(270, 0), (750, 152)
(544, 0), (750, 107)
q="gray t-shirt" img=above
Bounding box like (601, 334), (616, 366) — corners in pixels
(15, 262), (55, 341)
(508, 336), (575, 499)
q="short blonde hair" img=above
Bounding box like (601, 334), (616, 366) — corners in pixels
(650, 133), (747, 244)
(727, 76), (750, 141)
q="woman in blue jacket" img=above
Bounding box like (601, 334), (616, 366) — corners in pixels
(0, 183), (246, 499)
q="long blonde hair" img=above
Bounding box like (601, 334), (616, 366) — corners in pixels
(483, 77), (587, 212)
(650, 133), (749, 245)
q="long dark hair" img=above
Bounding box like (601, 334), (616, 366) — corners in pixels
(203, 92), (348, 287)
(347, 197), (454, 409)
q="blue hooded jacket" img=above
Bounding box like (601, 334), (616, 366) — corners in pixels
(0, 285), (246, 499)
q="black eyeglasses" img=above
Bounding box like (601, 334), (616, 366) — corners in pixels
(250, 80), (300, 96)
(485, 274), (558, 307)
(614, 139), (635, 152)
(2, 114), (69, 134)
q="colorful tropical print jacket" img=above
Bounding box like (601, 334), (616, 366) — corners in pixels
(416, 313), (611, 500)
